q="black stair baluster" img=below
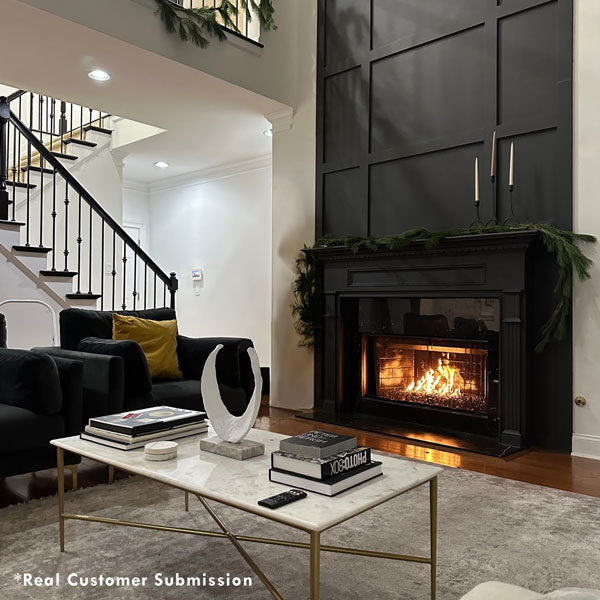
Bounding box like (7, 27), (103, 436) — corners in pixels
(69, 102), (73, 141)
(154, 273), (157, 308)
(25, 140), (31, 246)
(11, 116), (17, 220)
(88, 203), (93, 294)
(29, 92), (33, 132)
(111, 230), (116, 310)
(50, 98), (56, 150)
(79, 105), (83, 140)
(59, 101), (67, 153)
(100, 219), (105, 310)
(122, 239), (127, 310)
(132, 252), (137, 310)
(45, 95), (49, 140)
(38, 95), (43, 143)
(89, 107), (92, 128)
(163, 283), (166, 308)
(51, 170), (56, 270)
(63, 181), (70, 271)
(76, 193), (82, 293)
(38, 155), (44, 247)
(144, 264), (147, 309)
(236, 0), (239, 30)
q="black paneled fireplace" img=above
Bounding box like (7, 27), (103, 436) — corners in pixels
(301, 231), (571, 456)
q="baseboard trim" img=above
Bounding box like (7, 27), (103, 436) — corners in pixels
(572, 433), (600, 460)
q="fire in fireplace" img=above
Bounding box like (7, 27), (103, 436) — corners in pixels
(368, 336), (488, 413)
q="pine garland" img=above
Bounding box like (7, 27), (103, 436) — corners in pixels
(153, 0), (276, 48)
(292, 224), (596, 351)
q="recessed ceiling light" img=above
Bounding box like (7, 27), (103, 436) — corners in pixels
(88, 69), (111, 81)
(263, 129), (273, 137)
(154, 161), (169, 169)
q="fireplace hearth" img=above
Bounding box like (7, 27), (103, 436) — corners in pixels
(299, 231), (571, 456)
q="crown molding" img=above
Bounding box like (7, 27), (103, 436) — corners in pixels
(144, 154), (272, 194)
(266, 107), (294, 133)
(123, 178), (151, 193)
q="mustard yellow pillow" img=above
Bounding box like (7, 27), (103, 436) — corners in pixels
(112, 314), (183, 380)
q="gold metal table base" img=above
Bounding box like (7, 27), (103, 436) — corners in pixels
(56, 447), (438, 600)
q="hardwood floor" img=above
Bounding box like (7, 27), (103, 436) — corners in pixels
(254, 404), (600, 499)
(2, 400), (599, 509)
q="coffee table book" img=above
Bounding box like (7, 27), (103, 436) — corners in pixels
(279, 430), (357, 459)
(80, 423), (208, 450)
(89, 406), (206, 436)
(271, 447), (372, 480)
(269, 461), (383, 496)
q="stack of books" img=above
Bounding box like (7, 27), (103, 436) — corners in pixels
(269, 430), (382, 496)
(80, 406), (208, 450)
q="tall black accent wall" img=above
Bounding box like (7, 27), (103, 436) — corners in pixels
(316, 0), (573, 237)
(315, 0), (574, 451)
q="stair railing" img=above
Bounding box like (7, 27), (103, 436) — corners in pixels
(0, 95), (178, 311)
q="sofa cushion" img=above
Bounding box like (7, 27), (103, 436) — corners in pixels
(124, 379), (247, 416)
(78, 337), (152, 396)
(113, 314), (182, 380)
(60, 307), (176, 351)
(0, 403), (64, 453)
(0, 349), (62, 414)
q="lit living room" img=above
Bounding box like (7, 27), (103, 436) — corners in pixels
(0, 1), (599, 599)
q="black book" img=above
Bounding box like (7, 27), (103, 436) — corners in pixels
(279, 430), (356, 459)
(88, 406), (206, 436)
(269, 461), (383, 497)
(271, 447), (371, 480)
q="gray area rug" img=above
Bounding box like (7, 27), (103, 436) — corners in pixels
(1, 466), (599, 600)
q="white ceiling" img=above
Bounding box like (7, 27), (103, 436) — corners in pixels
(1, 0), (286, 183)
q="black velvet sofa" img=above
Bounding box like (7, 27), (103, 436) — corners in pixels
(0, 314), (83, 478)
(37, 308), (255, 424)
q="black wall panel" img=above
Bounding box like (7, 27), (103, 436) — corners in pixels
(370, 26), (485, 153)
(316, 0), (573, 237)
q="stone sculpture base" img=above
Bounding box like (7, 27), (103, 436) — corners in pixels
(200, 436), (265, 461)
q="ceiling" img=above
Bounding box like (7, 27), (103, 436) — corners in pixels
(0, 0), (286, 183)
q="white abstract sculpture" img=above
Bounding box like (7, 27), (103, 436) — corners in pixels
(200, 344), (262, 444)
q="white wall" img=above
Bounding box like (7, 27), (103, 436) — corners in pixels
(269, 1), (317, 409)
(123, 184), (150, 248)
(142, 164), (272, 367)
(573, 0), (600, 459)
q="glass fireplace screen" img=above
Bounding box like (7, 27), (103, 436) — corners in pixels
(371, 336), (488, 413)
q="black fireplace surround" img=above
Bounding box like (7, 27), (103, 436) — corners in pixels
(303, 231), (572, 456)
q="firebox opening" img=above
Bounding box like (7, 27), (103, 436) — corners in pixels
(365, 336), (488, 414)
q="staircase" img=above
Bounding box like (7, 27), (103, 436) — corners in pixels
(0, 90), (177, 312)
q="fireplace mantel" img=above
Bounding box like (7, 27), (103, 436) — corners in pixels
(302, 230), (572, 455)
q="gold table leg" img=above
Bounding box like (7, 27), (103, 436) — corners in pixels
(195, 494), (284, 600)
(430, 477), (438, 600)
(66, 464), (78, 491)
(310, 531), (320, 600)
(57, 448), (65, 552)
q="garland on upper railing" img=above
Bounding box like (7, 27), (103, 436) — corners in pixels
(153, 0), (276, 48)
(292, 223), (597, 352)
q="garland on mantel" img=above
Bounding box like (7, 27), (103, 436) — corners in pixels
(153, 0), (276, 48)
(292, 224), (596, 352)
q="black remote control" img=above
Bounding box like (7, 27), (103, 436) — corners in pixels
(258, 489), (307, 509)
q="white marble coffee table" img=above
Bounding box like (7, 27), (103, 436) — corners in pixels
(52, 427), (442, 600)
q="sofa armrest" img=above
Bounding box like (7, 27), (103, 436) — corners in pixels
(78, 337), (151, 396)
(0, 348), (62, 414)
(33, 347), (125, 421)
(177, 336), (254, 397)
(49, 356), (84, 436)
